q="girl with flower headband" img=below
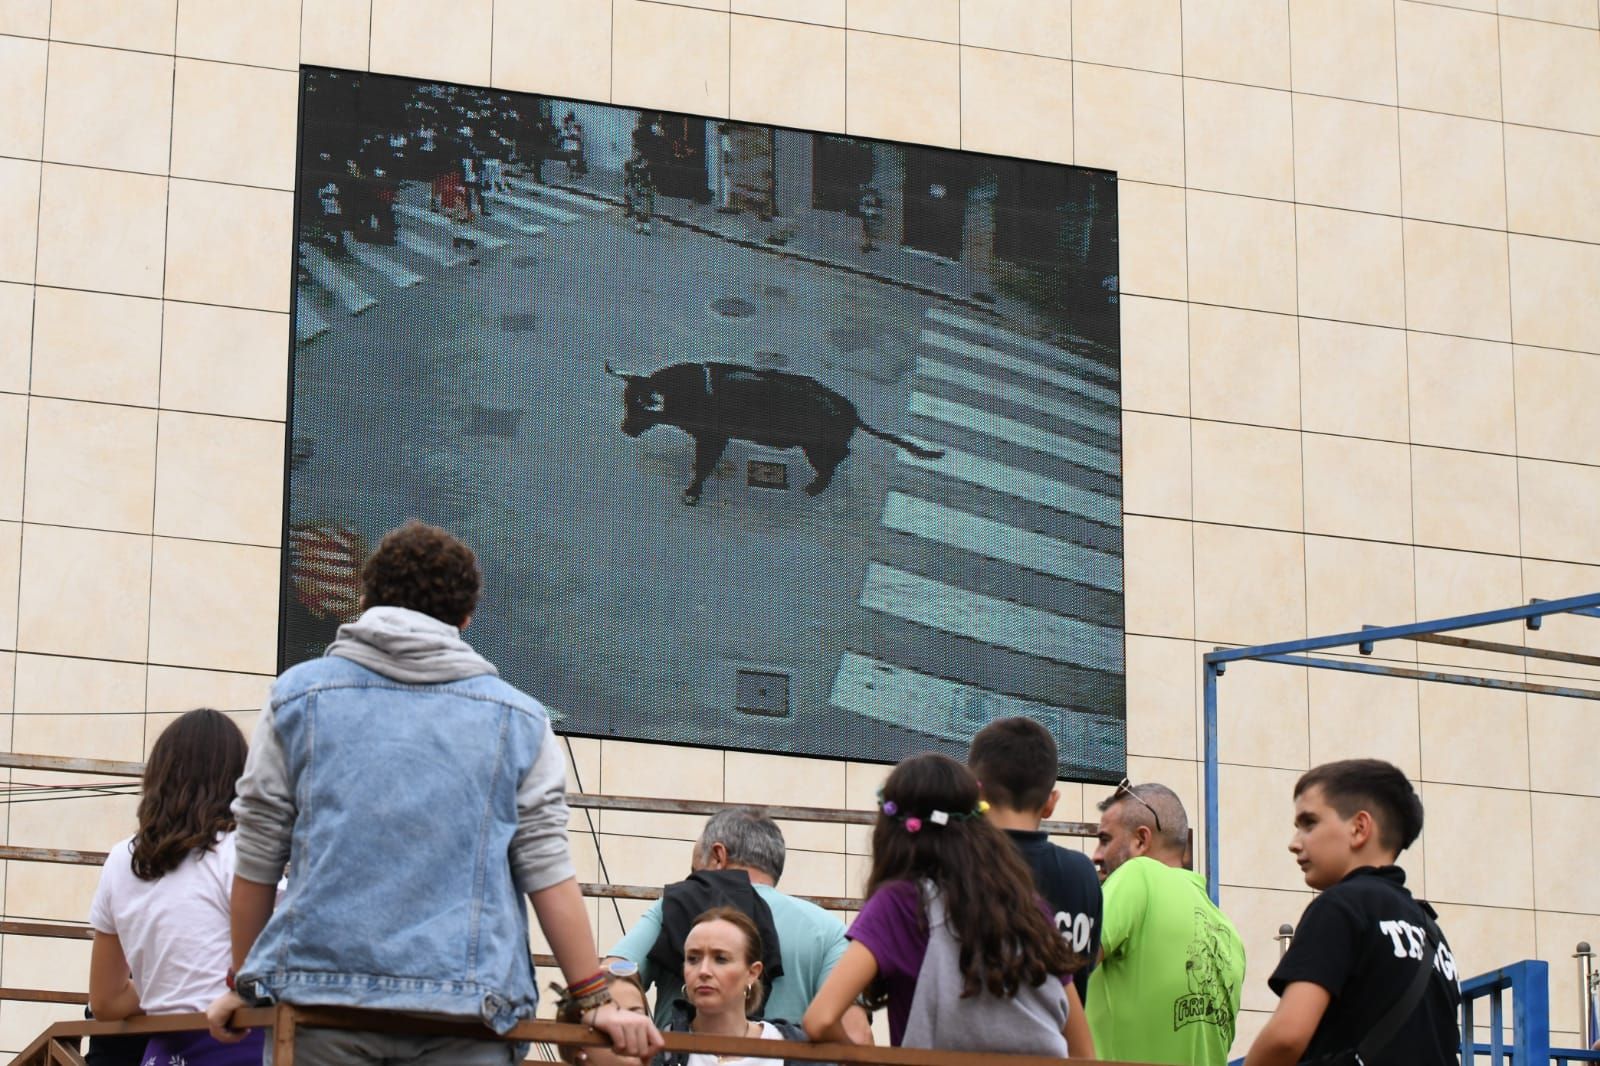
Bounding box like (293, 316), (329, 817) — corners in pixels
(802, 753), (1094, 1056)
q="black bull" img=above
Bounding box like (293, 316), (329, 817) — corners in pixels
(605, 361), (944, 505)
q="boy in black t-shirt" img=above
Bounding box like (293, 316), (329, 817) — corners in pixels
(969, 717), (1103, 1004)
(1244, 758), (1461, 1066)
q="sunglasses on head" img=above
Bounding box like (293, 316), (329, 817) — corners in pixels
(1114, 777), (1162, 833)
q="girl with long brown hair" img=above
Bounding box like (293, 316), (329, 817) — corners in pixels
(87, 708), (262, 1066)
(803, 752), (1094, 1056)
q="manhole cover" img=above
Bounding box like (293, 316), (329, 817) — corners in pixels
(464, 404), (523, 438)
(500, 312), (538, 332)
(510, 254), (538, 268)
(711, 296), (756, 318)
(825, 325), (877, 352)
(755, 351), (787, 368)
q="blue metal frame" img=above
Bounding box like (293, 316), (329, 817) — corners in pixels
(1459, 959), (1600, 1064)
(1202, 591), (1600, 903)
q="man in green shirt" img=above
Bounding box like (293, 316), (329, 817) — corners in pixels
(1087, 780), (1246, 1065)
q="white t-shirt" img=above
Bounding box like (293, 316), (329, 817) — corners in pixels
(88, 832), (236, 1014)
(685, 1021), (785, 1066)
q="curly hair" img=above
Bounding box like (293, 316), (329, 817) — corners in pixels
(131, 709), (247, 880)
(865, 753), (1081, 1005)
(360, 521), (481, 626)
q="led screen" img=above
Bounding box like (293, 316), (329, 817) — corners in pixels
(283, 68), (1125, 781)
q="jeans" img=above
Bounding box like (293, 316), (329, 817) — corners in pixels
(266, 1028), (522, 1066)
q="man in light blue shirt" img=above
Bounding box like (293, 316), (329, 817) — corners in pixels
(607, 807), (869, 1040)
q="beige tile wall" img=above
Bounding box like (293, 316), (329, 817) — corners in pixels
(1, 0), (1598, 1054)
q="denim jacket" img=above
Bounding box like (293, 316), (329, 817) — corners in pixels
(233, 608), (571, 1033)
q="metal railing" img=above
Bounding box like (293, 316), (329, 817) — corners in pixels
(1461, 959), (1600, 1065)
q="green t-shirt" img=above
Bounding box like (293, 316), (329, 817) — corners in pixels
(1085, 857), (1246, 1066)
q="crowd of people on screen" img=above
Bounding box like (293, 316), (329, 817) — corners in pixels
(82, 522), (1462, 1066)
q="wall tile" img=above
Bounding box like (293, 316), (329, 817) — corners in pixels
(1410, 446), (1520, 555)
(1527, 693), (1600, 799)
(1304, 534), (1416, 636)
(598, 738), (720, 841)
(1504, 125), (1600, 244)
(145, 663), (269, 715)
(0, 281), (31, 393)
(1187, 191), (1297, 315)
(164, 179), (293, 312)
(846, 0), (957, 42)
(1216, 657), (1308, 771)
(42, 42), (173, 174)
(153, 411), (284, 546)
(160, 303), (290, 421)
(1193, 523), (1305, 645)
(1119, 295), (1187, 416)
(1498, 15), (1600, 135)
(176, 0), (299, 69)
(1520, 557), (1600, 684)
(1420, 671), (1530, 794)
(1515, 345), (1600, 465)
(171, 60), (299, 190)
(1537, 910), (1600, 1035)
(0, 157), (41, 283)
(0, 394), (22, 520)
(493, 0), (609, 100)
(1407, 333), (1515, 455)
(1431, 903), (1536, 1002)
(1413, 546), (1526, 653)
(1125, 635), (1197, 762)
(1192, 421), (1303, 531)
(960, 0), (1071, 58)
(725, 751), (847, 854)
(1402, 220), (1511, 343)
(1398, 109), (1507, 229)
(1072, 64), (1184, 185)
(731, 1), (845, 27)
(1296, 205), (1406, 329)
(1217, 763), (1305, 891)
(1508, 233), (1600, 354)
(1500, 0), (1600, 26)
(959, 47), (1071, 163)
(146, 537), (278, 673)
(1115, 181), (1187, 300)
(1394, 2), (1501, 120)
(845, 31), (958, 147)
(29, 288), (162, 407)
(730, 15), (845, 133)
(1182, 0), (1291, 89)
(1223, 885), (1317, 1009)
(612, 0), (729, 116)
(35, 164), (167, 298)
(1302, 433), (1412, 542)
(0, 520), (17, 648)
(7, 774), (137, 848)
(1298, 319), (1409, 441)
(1532, 792), (1600, 913)
(50, 0), (175, 50)
(0, 34), (46, 158)
(1291, 94), (1401, 216)
(1519, 457), (1600, 566)
(1288, 0), (1397, 104)
(1121, 411), (1190, 519)
(301, 0), (371, 69)
(0, 0), (50, 36)
(23, 396), (157, 533)
(11, 712), (146, 760)
(1184, 80), (1293, 201)
(1422, 782), (1534, 908)
(1072, 0), (1179, 73)
(369, 0), (492, 84)
(15, 524), (150, 661)
(1123, 514), (1193, 639)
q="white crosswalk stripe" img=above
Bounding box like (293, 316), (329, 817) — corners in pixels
(396, 204), (509, 250)
(881, 491), (1121, 591)
(345, 242), (423, 288)
(921, 329), (1119, 409)
(482, 211), (548, 237)
(910, 392), (1120, 475)
(927, 306), (1118, 387)
(859, 563), (1123, 670)
(299, 244), (376, 315)
(897, 444), (1117, 522)
(395, 228), (466, 267)
(914, 356), (1118, 437)
(504, 177), (607, 211)
(829, 652), (1075, 739)
(487, 187), (581, 224)
(295, 293), (329, 343)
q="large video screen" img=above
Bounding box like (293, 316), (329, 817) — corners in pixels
(283, 68), (1125, 781)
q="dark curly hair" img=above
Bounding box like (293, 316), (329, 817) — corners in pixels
(131, 709), (247, 880)
(865, 753), (1081, 1005)
(360, 521), (481, 626)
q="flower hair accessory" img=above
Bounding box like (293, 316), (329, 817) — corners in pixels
(876, 789), (986, 831)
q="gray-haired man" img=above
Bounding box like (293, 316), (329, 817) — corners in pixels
(606, 807), (868, 1039)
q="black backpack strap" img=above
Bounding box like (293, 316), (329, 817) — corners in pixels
(1353, 907), (1444, 1063)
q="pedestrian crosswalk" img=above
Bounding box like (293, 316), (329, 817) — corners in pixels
(830, 305), (1125, 763)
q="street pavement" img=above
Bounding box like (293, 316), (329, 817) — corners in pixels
(288, 172), (1125, 778)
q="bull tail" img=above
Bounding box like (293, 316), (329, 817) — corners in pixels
(857, 420), (945, 459)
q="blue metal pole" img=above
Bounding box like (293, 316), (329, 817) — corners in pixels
(1513, 960), (1552, 1066)
(1204, 660), (1221, 904)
